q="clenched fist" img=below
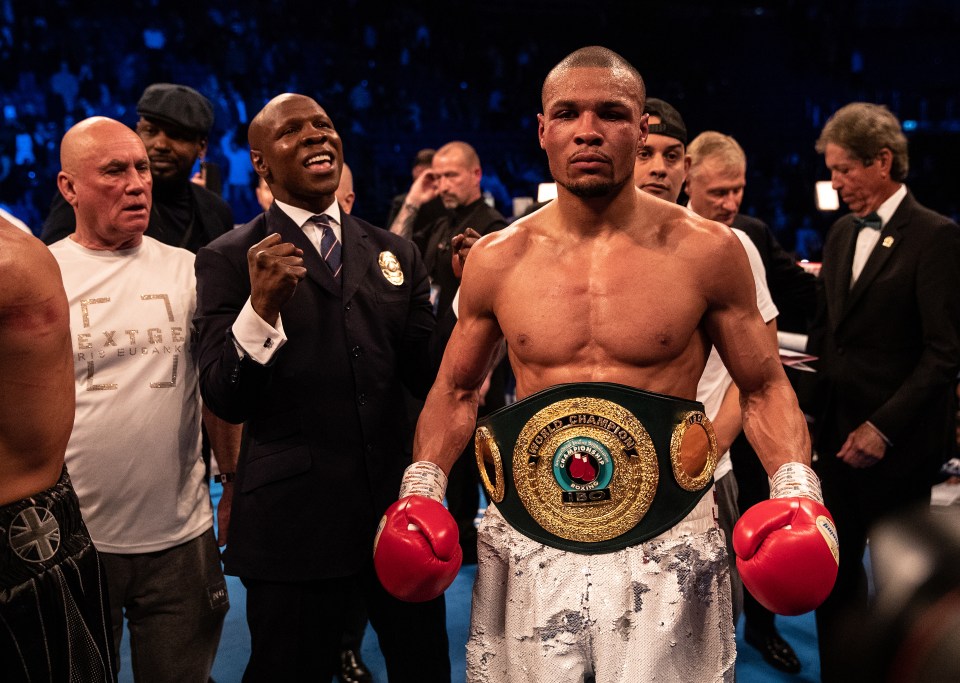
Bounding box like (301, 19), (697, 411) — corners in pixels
(247, 233), (306, 326)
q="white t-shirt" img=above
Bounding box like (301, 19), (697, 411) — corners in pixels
(49, 236), (212, 553)
(697, 228), (778, 480)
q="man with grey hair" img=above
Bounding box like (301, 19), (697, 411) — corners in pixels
(686, 131), (748, 226)
(686, 132), (817, 332)
(685, 129), (814, 674)
(810, 102), (960, 681)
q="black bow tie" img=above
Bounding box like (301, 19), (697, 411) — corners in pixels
(856, 213), (882, 231)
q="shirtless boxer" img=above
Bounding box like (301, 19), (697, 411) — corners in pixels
(374, 47), (838, 682)
(0, 217), (115, 682)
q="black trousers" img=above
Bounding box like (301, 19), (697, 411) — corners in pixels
(813, 458), (930, 683)
(241, 563), (450, 683)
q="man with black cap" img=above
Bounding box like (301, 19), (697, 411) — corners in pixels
(635, 101), (806, 675)
(633, 97), (690, 203)
(41, 83), (233, 253)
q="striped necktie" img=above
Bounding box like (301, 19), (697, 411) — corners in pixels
(310, 214), (342, 279)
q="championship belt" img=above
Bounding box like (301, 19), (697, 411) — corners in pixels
(474, 382), (718, 554)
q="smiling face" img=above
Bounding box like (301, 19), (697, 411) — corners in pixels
(58, 117), (152, 250)
(249, 94), (343, 213)
(538, 66), (647, 200)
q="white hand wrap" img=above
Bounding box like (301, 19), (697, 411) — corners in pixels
(399, 461), (447, 503)
(769, 462), (823, 504)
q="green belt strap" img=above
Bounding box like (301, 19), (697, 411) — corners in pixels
(475, 381), (717, 554)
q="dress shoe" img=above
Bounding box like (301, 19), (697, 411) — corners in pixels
(338, 648), (372, 683)
(744, 626), (801, 674)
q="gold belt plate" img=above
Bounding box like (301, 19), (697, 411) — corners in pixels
(512, 397), (658, 543)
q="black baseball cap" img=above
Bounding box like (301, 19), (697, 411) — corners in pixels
(645, 98), (687, 146)
(136, 83), (214, 136)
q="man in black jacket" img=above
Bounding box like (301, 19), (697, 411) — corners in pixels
(390, 141), (507, 315)
(41, 83), (232, 253)
(193, 93), (451, 683)
(810, 102), (960, 682)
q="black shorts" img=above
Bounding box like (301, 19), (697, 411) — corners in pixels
(1, 467), (116, 682)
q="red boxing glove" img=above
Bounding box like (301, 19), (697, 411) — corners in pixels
(374, 496), (462, 602)
(734, 496), (839, 615)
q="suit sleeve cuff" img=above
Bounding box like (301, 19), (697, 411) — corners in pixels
(231, 298), (287, 364)
(865, 420), (893, 447)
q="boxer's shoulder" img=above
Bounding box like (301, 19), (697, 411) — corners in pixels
(0, 227), (63, 310)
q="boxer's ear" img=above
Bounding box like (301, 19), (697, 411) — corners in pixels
(637, 112), (649, 153)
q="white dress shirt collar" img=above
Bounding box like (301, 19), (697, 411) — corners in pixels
(274, 198), (342, 243)
(874, 184), (907, 227)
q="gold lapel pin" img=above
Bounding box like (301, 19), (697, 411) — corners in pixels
(882, 236), (894, 248)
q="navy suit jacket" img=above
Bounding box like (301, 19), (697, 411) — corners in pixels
(808, 190), (960, 486)
(194, 204), (440, 580)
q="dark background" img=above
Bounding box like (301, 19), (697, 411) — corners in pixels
(2, 0), (958, 257)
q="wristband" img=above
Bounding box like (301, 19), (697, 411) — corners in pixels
(214, 472), (235, 484)
(399, 461), (447, 503)
(769, 462), (822, 504)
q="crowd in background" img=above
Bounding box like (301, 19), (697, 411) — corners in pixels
(4, 5), (960, 681)
(1, 0), (959, 259)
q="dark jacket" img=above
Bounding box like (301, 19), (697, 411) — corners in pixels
(194, 204), (441, 580)
(808, 190), (960, 485)
(731, 214), (816, 334)
(416, 197), (507, 318)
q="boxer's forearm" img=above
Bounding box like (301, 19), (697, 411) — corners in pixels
(711, 382), (743, 456)
(413, 382), (481, 476)
(741, 379), (811, 478)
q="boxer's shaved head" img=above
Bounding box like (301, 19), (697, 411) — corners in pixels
(542, 46), (646, 112)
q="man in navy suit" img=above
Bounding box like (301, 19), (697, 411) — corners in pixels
(193, 93), (450, 682)
(809, 102), (960, 681)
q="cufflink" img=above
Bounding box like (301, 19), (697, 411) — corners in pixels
(263, 338), (273, 348)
